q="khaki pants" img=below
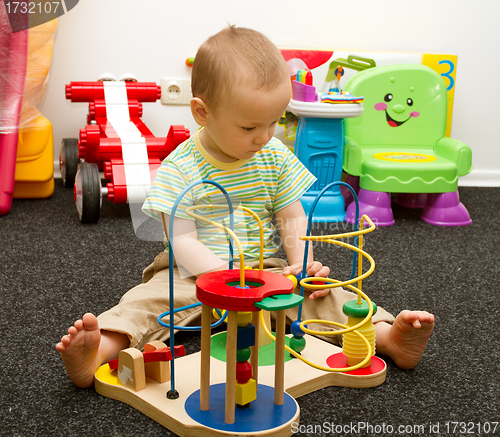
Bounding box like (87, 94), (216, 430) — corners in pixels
(97, 252), (394, 350)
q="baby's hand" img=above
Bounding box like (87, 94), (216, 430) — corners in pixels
(282, 261), (331, 300)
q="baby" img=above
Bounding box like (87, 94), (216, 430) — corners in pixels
(56, 26), (434, 389)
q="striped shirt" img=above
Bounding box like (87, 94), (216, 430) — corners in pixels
(142, 129), (316, 261)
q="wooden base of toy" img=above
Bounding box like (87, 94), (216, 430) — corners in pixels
(94, 334), (386, 436)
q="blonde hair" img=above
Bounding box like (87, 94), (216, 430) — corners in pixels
(191, 25), (289, 110)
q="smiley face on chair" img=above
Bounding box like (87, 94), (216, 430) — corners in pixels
(341, 63), (472, 227)
(344, 64), (449, 147)
(374, 93), (420, 127)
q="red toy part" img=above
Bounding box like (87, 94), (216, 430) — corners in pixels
(89, 99), (143, 122)
(107, 345), (186, 371)
(63, 79), (191, 223)
(77, 122), (188, 167)
(326, 353), (386, 376)
(280, 49), (334, 70)
(236, 361), (253, 384)
(196, 269), (294, 312)
(105, 158), (162, 204)
(65, 80), (190, 171)
(65, 81), (161, 102)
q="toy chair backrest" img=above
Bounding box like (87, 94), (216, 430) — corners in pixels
(343, 64), (448, 148)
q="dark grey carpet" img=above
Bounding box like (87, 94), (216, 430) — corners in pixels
(1, 182), (499, 436)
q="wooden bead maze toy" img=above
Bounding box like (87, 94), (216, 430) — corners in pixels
(94, 180), (387, 436)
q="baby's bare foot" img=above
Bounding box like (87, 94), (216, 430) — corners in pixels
(387, 310), (435, 369)
(56, 313), (102, 388)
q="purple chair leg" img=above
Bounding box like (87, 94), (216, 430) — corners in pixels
(345, 188), (395, 226)
(340, 174), (360, 205)
(394, 193), (428, 209)
(421, 191), (472, 226)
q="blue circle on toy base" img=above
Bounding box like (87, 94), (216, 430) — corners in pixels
(185, 383), (298, 433)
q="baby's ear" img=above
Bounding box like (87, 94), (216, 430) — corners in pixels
(190, 97), (209, 126)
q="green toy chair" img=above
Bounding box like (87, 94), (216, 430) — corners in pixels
(342, 64), (472, 226)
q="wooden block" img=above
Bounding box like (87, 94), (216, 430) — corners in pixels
(118, 348), (146, 392)
(144, 341), (170, 384)
(235, 378), (257, 406)
(236, 323), (255, 349)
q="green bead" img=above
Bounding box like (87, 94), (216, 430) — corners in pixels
(289, 336), (306, 354)
(236, 347), (252, 363)
(342, 299), (377, 317)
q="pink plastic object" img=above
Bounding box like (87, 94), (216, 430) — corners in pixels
(0, 10), (28, 215)
(292, 80), (317, 102)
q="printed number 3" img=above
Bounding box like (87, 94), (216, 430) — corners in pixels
(438, 60), (455, 91)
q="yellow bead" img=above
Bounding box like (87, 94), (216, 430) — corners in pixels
(286, 274), (298, 288)
(236, 311), (253, 327)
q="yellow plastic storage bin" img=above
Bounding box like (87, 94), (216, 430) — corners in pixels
(13, 114), (54, 198)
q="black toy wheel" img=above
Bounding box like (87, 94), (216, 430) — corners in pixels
(60, 138), (79, 188)
(74, 163), (101, 223)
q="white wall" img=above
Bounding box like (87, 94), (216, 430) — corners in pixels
(40, 0), (500, 186)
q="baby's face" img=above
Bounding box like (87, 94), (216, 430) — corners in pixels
(201, 78), (291, 163)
